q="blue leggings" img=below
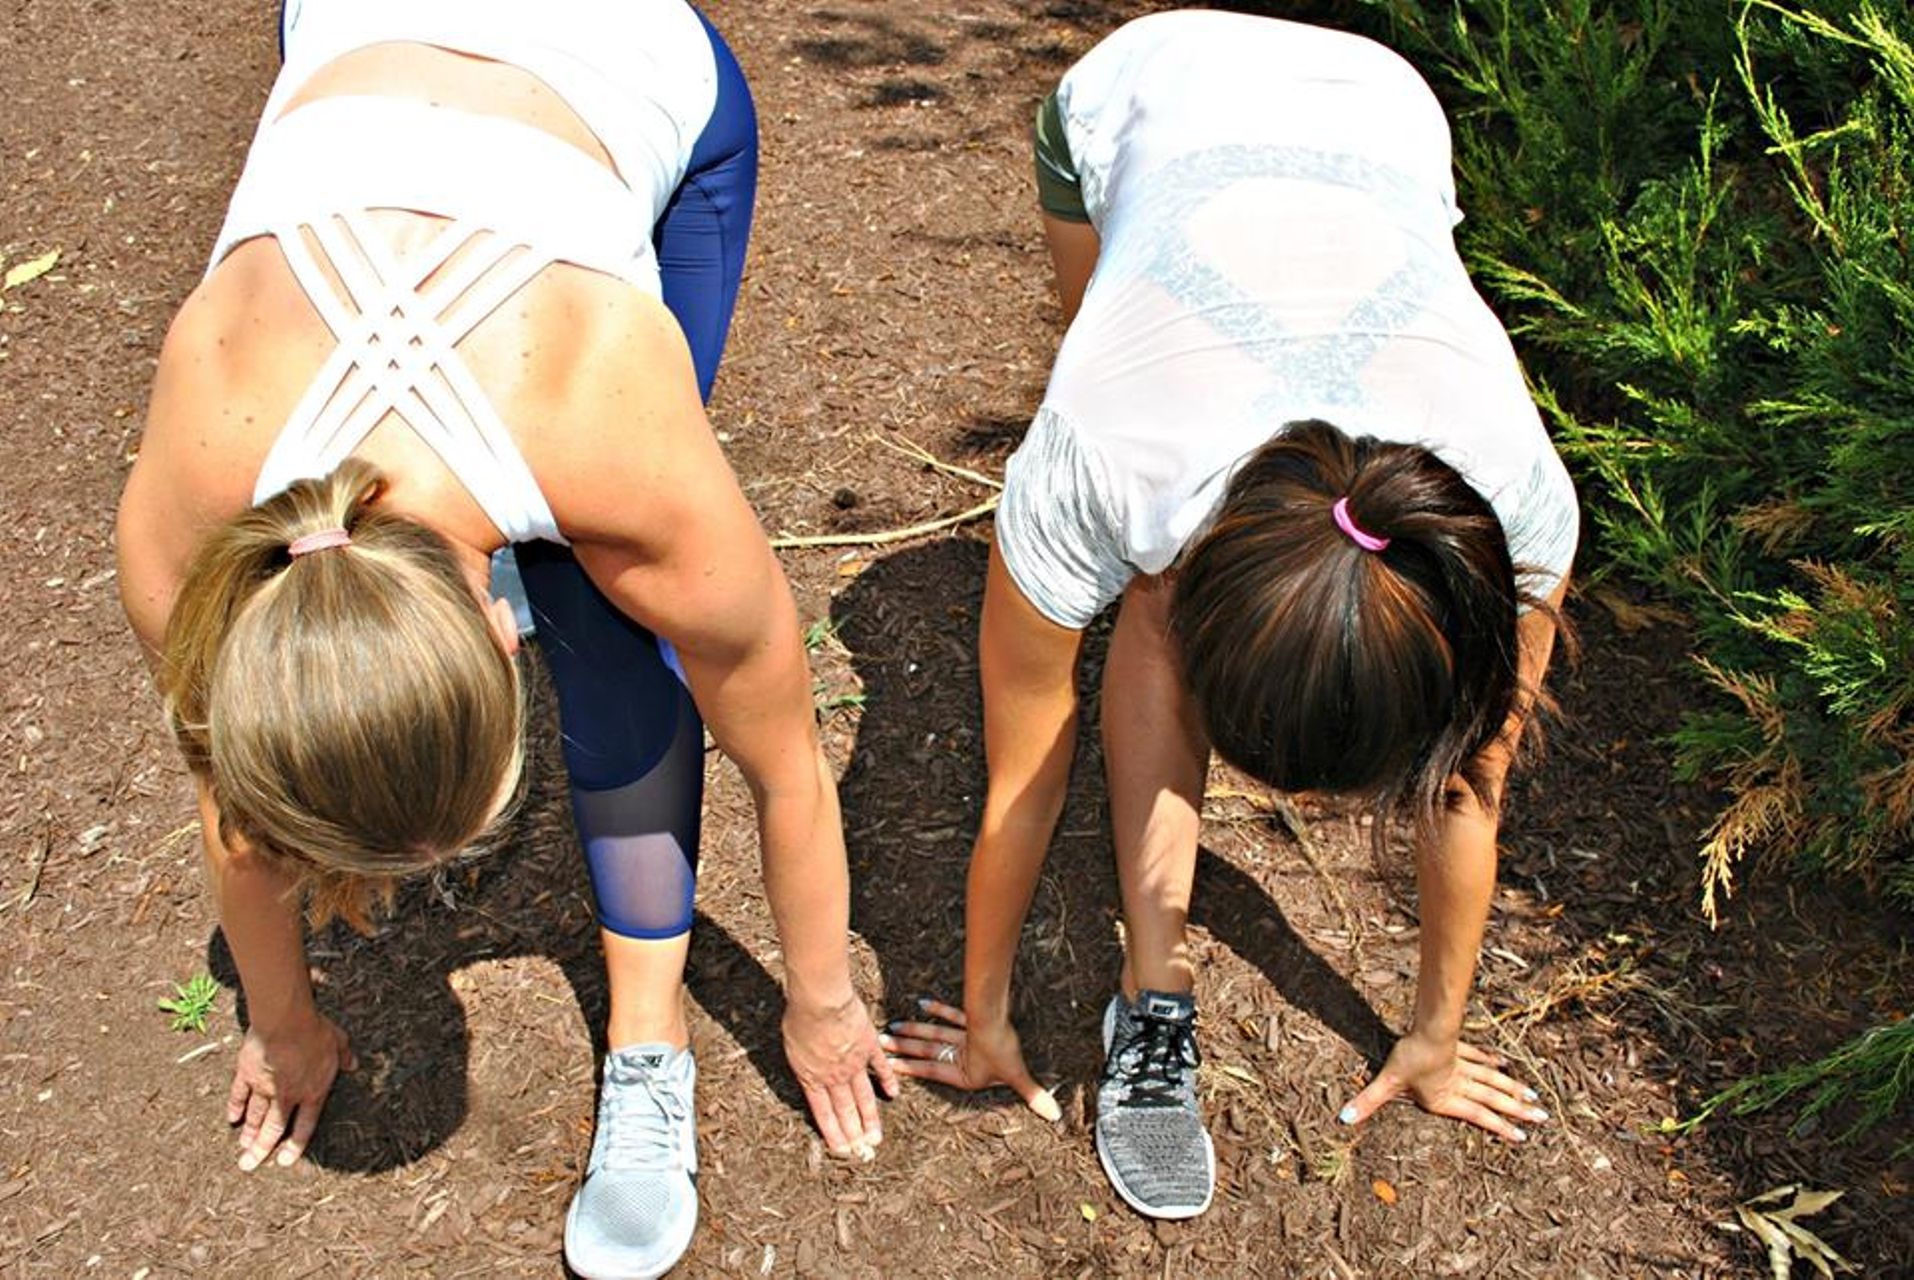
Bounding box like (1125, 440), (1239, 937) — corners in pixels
(516, 11), (757, 940)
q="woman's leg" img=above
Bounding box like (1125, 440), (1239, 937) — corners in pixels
(1101, 576), (1209, 997)
(654, 6), (757, 400)
(531, 564), (708, 1275)
(515, 547), (704, 1048)
(1096, 575), (1218, 1220)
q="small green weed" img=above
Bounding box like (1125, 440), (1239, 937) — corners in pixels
(802, 615), (847, 655)
(811, 679), (867, 715)
(158, 973), (221, 1034)
(804, 615), (863, 715)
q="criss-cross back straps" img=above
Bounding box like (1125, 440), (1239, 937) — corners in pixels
(255, 210), (562, 543)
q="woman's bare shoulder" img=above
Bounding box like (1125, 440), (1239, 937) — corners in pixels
(516, 276), (724, 546)
(139, 290), (286, 505)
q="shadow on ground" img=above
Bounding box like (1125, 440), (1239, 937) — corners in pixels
(829, 538), (1393, 1101)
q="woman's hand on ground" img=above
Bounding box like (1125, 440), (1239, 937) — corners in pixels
(228, 1013), (356, 1171)
(1338, 1031), (1547, 1143)
(880, 997), (1062, 1122)
(782, 993), (899, 1162)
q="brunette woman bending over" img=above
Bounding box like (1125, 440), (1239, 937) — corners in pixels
(881, 11), (1577, 1221)
(116, 3), (892, 1275)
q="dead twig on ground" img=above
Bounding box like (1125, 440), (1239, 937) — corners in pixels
(1471, 955), (1645, 1032)
(872, 432), (1003, 490)
(18, 820), (50, 909)
(770, 496), (999, 549)
(769, 435), (1003, 549)
(1277, 798), (1367, 969)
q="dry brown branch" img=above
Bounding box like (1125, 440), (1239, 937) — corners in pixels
(770, 496), (999, 549)
(1471, 957), (1644, 1031)
(872, 432), (1003, 490)
(1273, 796), (1365, 965)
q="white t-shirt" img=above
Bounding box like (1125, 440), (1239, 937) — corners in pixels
(997, 11), (1578, 629)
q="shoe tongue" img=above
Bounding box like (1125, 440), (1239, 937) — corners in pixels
(609, 1044), (676, 1080)
(1139, 991), (1191, 1022)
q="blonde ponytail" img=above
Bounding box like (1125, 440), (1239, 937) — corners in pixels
(161, 460), (524, 928)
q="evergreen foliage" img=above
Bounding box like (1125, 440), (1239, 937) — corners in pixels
(1685, 1016), (1914, 1154)
(1315, 0), (1913, 1134)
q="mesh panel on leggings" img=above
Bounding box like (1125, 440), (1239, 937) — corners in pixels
(573, 682), (704, 938)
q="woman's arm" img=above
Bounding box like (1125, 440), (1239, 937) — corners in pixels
(196, 779), (356, 1170)
(574, 526), (894, 1157)
(880, 543), (1080, 1118)
(1338, 580), (1570, 1141)
(559, 305), (893, 1156)
(966, 543), (1085, 1023)
(880, 208), (1097, 1111)
(119, 450), (354, 1171)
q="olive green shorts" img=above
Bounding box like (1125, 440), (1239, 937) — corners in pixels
(1033, 89), (1090, 223)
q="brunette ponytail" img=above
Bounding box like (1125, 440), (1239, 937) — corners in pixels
(1170, 420), (1525, 840)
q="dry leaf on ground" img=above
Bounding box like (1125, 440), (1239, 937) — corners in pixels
(1732, 1184), (1855, 1279)
(2, 249), (60, 290)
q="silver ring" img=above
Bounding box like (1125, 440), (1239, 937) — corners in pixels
(936, 1043), (957, 1065)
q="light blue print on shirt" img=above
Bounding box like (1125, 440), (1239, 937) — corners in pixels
(1116, 145), (1446, 416)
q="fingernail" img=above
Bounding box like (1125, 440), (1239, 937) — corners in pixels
(855, 1143), (874, 1163)
(914, 995), (932, 1012)
(1510, 1127), (1528, 1143)
(1532, 1109), (1549, 1123)
(277, 1148), (298, 1167)
(1337, 1105), (1358, 1126)
(1032, 1090), (1062, 1123)
(238, 1153), (258, 1172)
(1523, 1087), (1539, 1102)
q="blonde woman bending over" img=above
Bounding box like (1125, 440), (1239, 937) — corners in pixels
(116, 2), (892, 1276)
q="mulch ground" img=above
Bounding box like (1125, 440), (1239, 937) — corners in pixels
(2, 1), (1909, 1275)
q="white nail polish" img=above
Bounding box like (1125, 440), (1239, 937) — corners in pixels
(1337, 1105), (1358, 1125)
(1523, 1088), (1539, 1102)
(1510, 1127), (1528, 1142)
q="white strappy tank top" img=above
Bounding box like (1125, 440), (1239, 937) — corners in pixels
(210, 0), (720, 545)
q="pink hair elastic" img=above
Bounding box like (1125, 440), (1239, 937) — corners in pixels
(287, 527), (353, 558)
(1331, 497), (1390, 553)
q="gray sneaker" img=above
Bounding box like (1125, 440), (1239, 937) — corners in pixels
(564, 1043), (699, 1279)
(1094, 990), (1215, 1219)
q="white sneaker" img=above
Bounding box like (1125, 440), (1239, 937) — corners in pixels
(564, 1044), (698, 1279)
(1094, 991), (1215, 1220)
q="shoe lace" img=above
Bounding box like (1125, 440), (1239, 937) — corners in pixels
(1107, 1011), (1200, 1108)
(599, 1060), (691, 1171)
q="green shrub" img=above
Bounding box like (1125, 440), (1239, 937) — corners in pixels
(1332, 0), (1913, 1133)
